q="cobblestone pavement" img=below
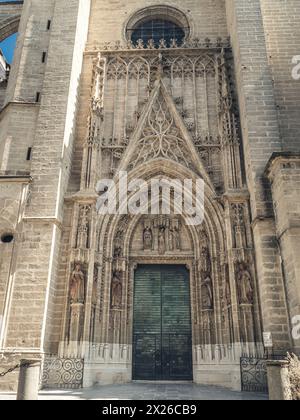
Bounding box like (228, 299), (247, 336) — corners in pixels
(0, 383), (268, 400)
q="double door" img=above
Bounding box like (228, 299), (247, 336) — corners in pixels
(133, 265), (193, 381)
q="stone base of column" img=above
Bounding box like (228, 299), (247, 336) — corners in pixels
(17, 359), (41, 401)
(266, 360), (291, 400)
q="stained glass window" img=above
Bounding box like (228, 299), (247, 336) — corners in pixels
(131, 19), (185, 47)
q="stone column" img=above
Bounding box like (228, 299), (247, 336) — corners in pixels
(266, 153), (300, 353)
(266, 360), (291, 401)
(17, 359), (41, 401)
(225, 0), (291, 351)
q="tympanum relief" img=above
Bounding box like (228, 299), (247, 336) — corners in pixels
(132, 216), (188, 255)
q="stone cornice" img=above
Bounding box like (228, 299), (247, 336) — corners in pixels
(0, 174), (32, 183)
(265, 152), (300, 180)
(85, 37), (231, 56)
(0, 101), (39, 120)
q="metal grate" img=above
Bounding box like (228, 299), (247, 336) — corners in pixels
(41, 357), (84, 389)
(131, 19), (185, 47)
(240, 357), (268, 393)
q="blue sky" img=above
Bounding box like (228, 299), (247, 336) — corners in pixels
(0, 0), (18, 63)
(0, 33), (17, 64)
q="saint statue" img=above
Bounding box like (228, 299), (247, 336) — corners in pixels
(111, 271), (122, 309)
(143, 227), (153, 250)
(92, 268), (98, 306)
(158, 227), (166, 255)
(70, 264), (85, 304)
(200, 246), (211, 274)
(225, 276), (231, 306)
(172, 225), (181, 250)
(202, 277), (213, 310)
(77, 206), (90, 249)
(237, 263), (254, 304)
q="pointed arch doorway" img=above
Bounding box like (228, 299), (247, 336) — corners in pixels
(132, 265), (193, 381)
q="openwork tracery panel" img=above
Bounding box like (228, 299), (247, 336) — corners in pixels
(97, 50), (225, 189)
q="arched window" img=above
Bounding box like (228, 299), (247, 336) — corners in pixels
(126, 6), (190, 48)
(131, 19), (185, 47)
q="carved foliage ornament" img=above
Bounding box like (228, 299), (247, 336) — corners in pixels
(95, 37), (230, 52)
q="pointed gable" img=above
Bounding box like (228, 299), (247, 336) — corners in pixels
(118, 79), (214, 190)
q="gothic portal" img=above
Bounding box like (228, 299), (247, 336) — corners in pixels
(0, 1), (300, 392)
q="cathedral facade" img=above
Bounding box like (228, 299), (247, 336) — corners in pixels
(0, 0), (300, 391)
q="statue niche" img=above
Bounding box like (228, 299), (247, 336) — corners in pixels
(201, 276), (214, 310)
(139, 216), (183, 254)
(76, 205), (91, 249)
(158, 226), (166, 255)
(143, 226), (153, 250)
(200, 246), (211, 275)
(111, 271), (123, 309)
(70, 264), (86, 304)
(236, 262), (254, 305)
(169, 221), (181, 251)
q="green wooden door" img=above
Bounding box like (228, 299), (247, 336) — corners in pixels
(133, 265), (193, 381)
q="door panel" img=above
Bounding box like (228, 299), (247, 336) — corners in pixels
(133, 265), (193, 381)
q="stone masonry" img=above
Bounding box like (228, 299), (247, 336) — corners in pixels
(0, 0), (299, 392)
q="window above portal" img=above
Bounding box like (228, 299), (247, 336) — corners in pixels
(126, 6), (190, 48)
(131, 19), (185, 48)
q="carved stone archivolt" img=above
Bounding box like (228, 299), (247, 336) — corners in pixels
(60, 39), (264, 362)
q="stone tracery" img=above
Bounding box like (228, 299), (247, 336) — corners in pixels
(60, 34), (264, 387)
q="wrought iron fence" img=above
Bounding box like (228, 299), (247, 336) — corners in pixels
(240, 357), (268, 393)
(41, 357), (84, 389)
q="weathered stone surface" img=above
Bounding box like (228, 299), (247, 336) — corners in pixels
(0, 0), (299, 392)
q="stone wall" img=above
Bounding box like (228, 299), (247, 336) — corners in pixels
(0, 0), (299, 391)
(261, 0), (300, 153)
(0, 0), (91, 390)
(266, 153), (300, 353)
(225, 0), (290, 350)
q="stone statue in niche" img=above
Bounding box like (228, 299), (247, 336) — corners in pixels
(111, 271), (123, 309)
(225, 275), (231, 306)
(114, 230), (123, 258)
(158, 226), (166, 255)
(231, 204), (247, 249)
(236, 262), (254, 305)
(143, 227), (153, 250)
(70, 264), (85, 304)
(200, 246), (211, 275)
(170, 221), (181, 251)
(92, 266), (98, 306)
(77, 206), (90, 249)
(201, 276), (214, 310)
